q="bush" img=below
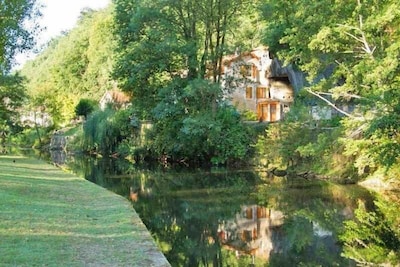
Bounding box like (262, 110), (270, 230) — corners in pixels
(82, 108), (134, 156)
(148, 79), (251, 165)
(12, 126), (53, 148)
(75, 98), (98, 119)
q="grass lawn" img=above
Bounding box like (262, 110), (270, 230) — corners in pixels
(0, 155), (170, 267)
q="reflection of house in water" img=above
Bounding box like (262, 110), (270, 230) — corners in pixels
(218, 204), (348, 263)
(218, 205), (284, 260)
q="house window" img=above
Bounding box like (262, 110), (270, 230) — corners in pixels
(246, 208), (253, 219)
(257, 207), (267, 218)
(252, 65), (257, 78)
(240, 65), (252, 77)
(256, 87), (268, 99)
(283, 104), (290, 113)
(246, 87), (253, 99)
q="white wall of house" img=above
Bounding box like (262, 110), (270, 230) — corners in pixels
(311, 106), (332, 120)
(270, 81), (294, 102)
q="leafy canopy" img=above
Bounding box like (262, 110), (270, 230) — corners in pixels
(261, 0), (400, 174)
(20, 6), (116, 127)
(0, 0), (41, 134)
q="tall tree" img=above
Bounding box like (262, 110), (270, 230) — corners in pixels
(261, 0), (400, 174)
(0, 0), (41, 134)
(0, 0), (41, 73)
(112, 0), (257, 164)
(113, 0), (253, 117)
(21, 6), (116, 127)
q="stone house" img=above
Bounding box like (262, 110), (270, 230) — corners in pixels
(222, 46), (298, 122)
(99, 90), (131, 110)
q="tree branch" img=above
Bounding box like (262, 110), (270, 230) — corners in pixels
(306, 89), (364, 120)
(336, 0), (376, 58)
(314, 91), (365, 99)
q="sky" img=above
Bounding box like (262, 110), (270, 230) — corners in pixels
(15, 0), (110, 68)
(38, 0), (110, 44)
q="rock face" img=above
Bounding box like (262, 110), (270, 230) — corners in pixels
(50, 132), (67, 150)
(270, 58), (306, 93)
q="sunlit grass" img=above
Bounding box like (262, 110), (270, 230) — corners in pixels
(0, 155), (170, 266)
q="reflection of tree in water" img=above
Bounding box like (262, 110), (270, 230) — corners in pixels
(59, 155), (398, 266)
(253, 180), (375, 266)
(50, 150), (66, 165)
(132, 172), (259, 267)
(269, 214), (354, 267)
(340, 197), (400, 266)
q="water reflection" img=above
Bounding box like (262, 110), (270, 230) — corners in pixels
(45, 153), (400, 266)
(218, 206), (284, 261)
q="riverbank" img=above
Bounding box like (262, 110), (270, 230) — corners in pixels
(0, 155), (170, 266)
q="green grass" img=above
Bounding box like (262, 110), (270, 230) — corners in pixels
(0, 155), (170, 267)
(63, 125), (82, 137)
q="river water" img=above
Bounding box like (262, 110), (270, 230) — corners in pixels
(36, 150), (398, 266)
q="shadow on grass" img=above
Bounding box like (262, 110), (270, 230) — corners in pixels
(0, 155), (170, 267)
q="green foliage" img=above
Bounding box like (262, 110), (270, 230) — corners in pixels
(75, 98), (97, 119)
(364, 112), (400, 168)
(255, 121), (312, 168)
(20, 6), (116, 126)
(0, 0), (39, 137)
(254, 98), (360, 180)
(149, 79), (250, 165)
(0, 74), (26, 131)
(340, 199), (400, 265)
(0, 0), (41, 73)
(240, 109), (258, 121)
(113, 0), (256, 117)
(261, 0), (400, 181)
(11, 126), (52, 148)
(83, 108), (132, 156)
(112, 0), (260, 165)
(254, 102), (314, 168)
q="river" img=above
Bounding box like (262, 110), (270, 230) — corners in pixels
(31, 150), (400, 266)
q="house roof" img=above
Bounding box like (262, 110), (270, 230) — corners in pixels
(101, 90), (131, 104)
(222, 46), (270, 67)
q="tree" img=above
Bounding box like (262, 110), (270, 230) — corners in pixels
(0, 0), (41, 136)
(82, 107), (132, 156)
(340, 199), (400, 265)
(0, 0), (41, 73)
(112, 0), (257, 164)
(150, 79), (250, 165)
(0, 74), (26, 133)
(75, 98), (97, 119)
(261, 0), (400, 176)
(113, 0), (254, 117)
(20, 6), (116, 127)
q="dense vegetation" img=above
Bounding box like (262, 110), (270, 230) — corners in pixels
(0, 0), (41, 140)
(111, 0), (261, 165)
(2, 0), (400, 265)
(20, 6), (116, 127)
(257, 0), (400, 183)
(10, 0), (400, 177)
(2, 0), (396, 178)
